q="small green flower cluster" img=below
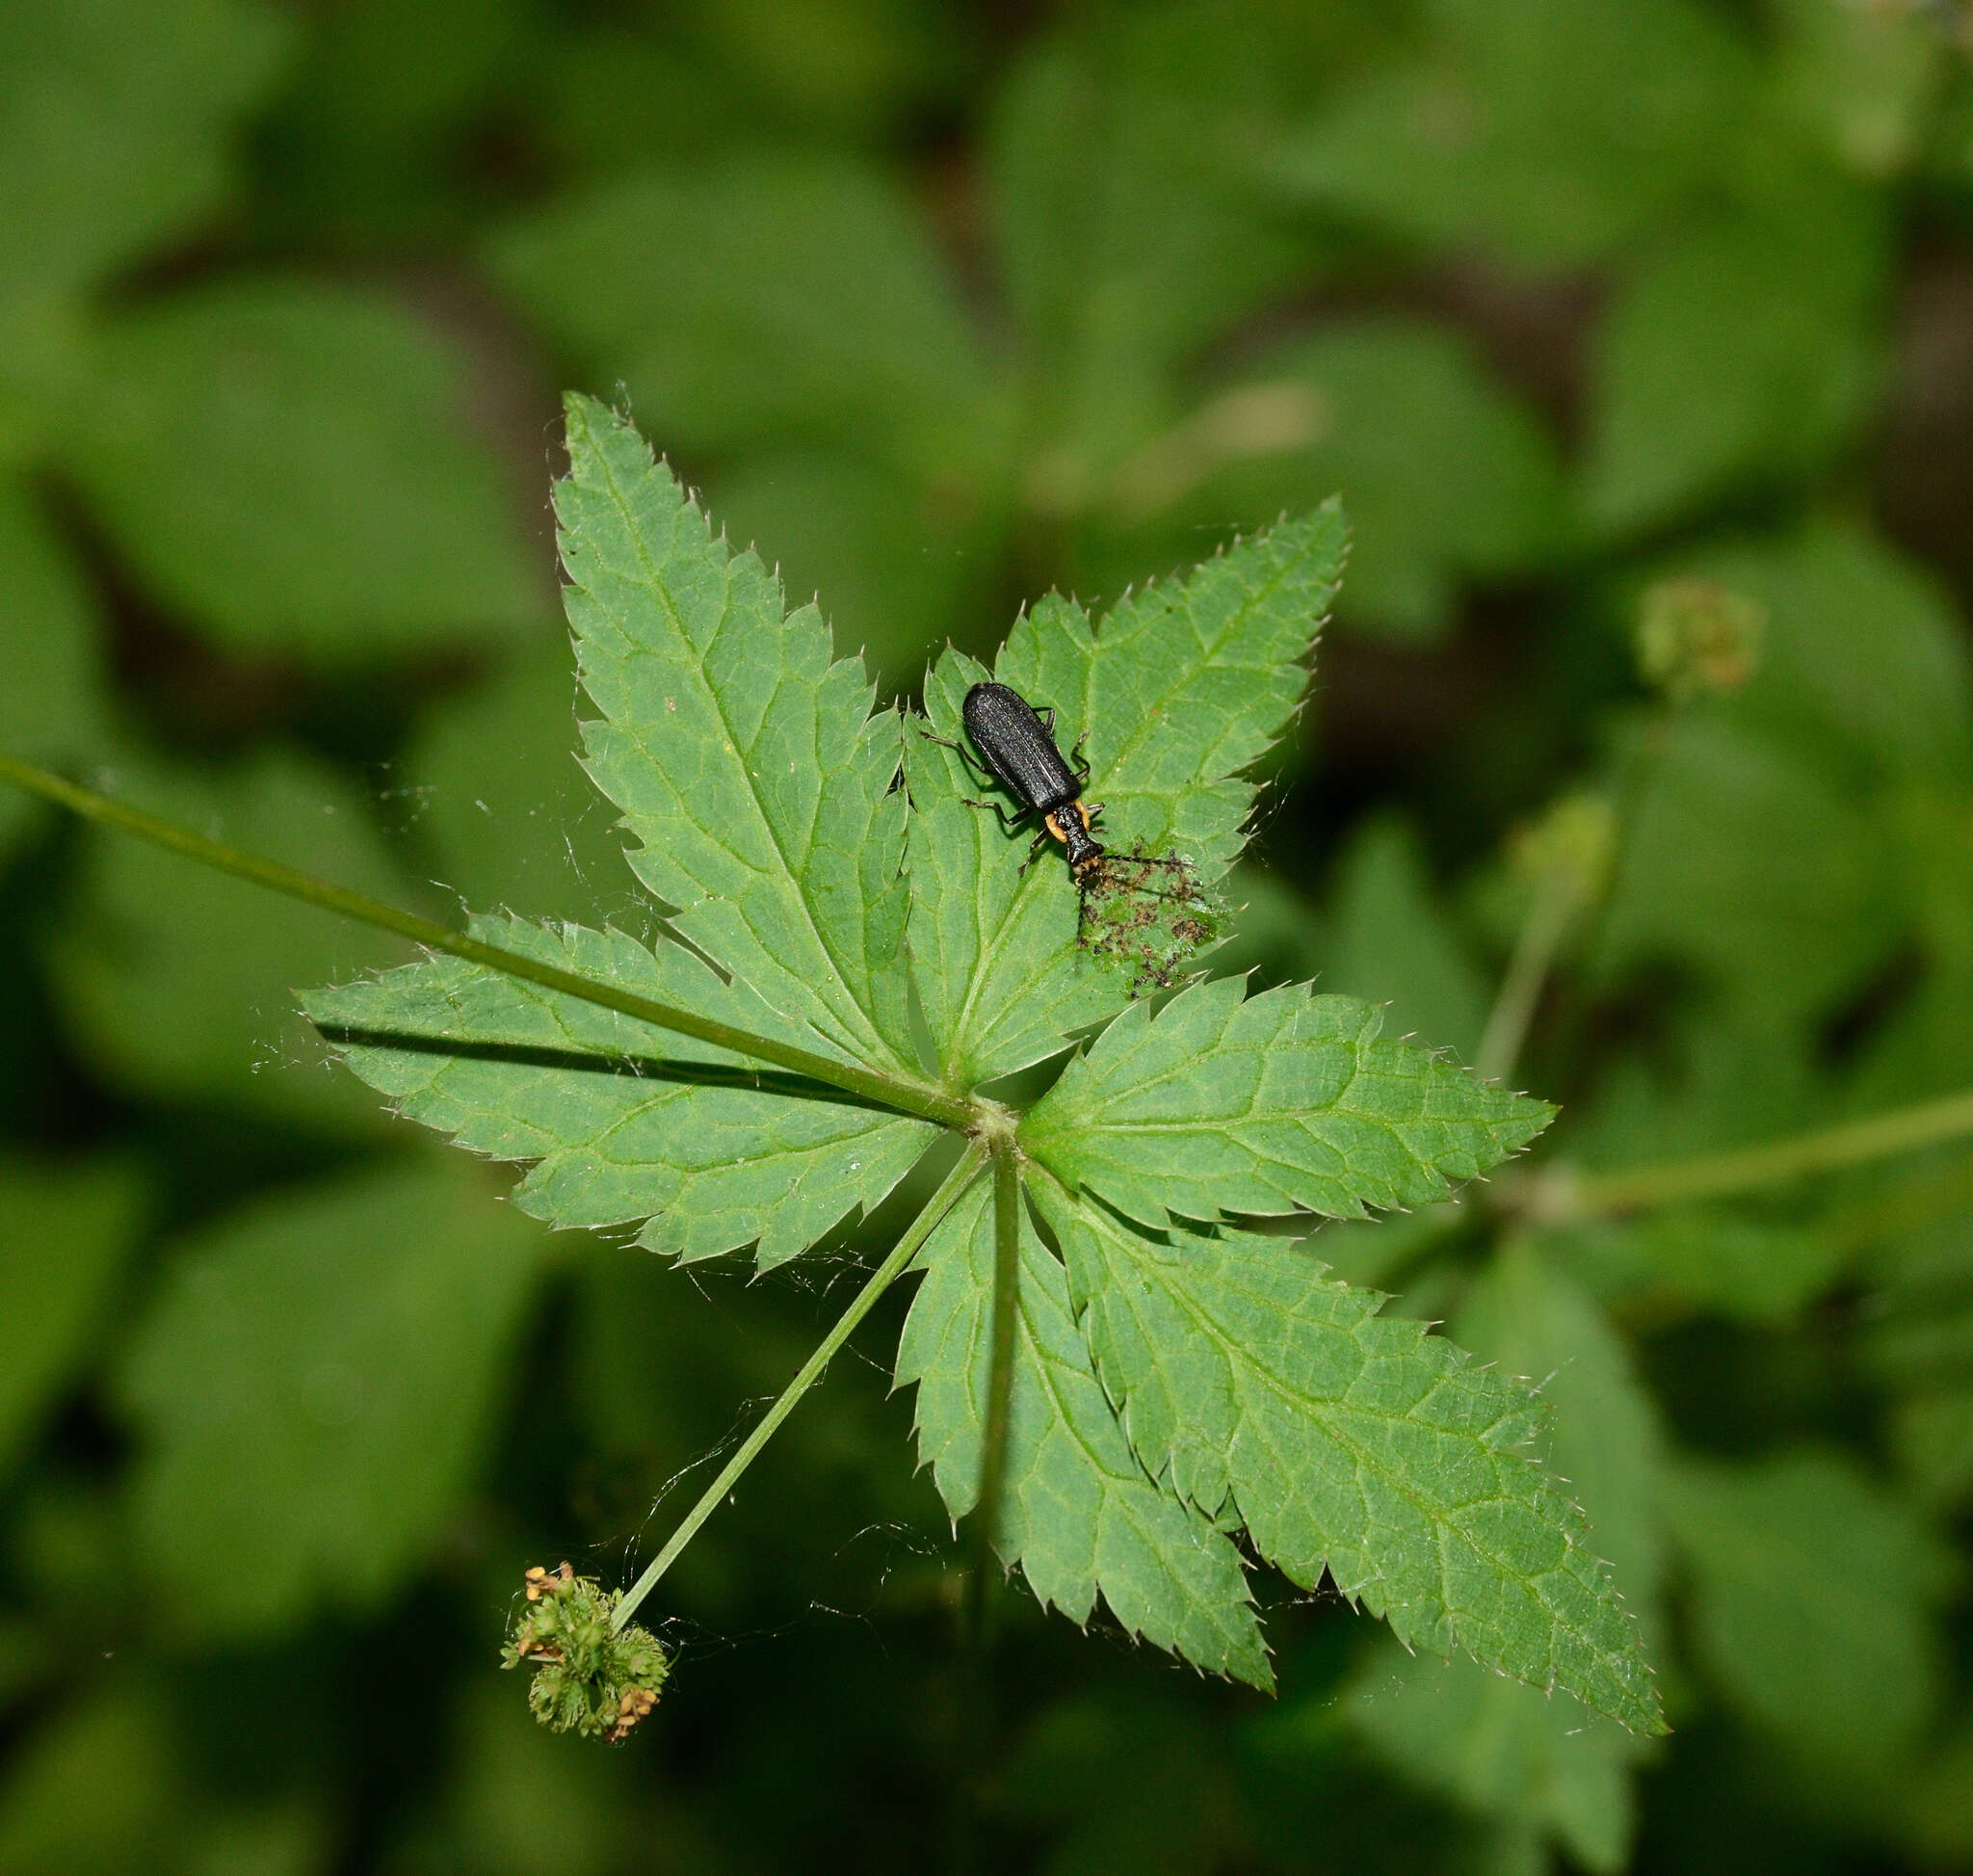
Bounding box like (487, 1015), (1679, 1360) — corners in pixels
(1079, 846), (1224, 994)
(1635, 576), (1765, 700)
(502, 1563), (670, 1743)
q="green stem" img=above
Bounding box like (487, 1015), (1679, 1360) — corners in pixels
(1526, 1087), (1973, 1222)
(613, 1143), (988, 1631)
(952, 1141), (1021, 1876)
(0, 753), (980, 1134)
(972, 1142), (1023, 1597)
(1474, 873), (1576, 1086)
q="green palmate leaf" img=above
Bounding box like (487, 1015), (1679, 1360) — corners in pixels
(896, 1177), (1270, 1687)
(278, 398), (1653, 1723)
(906, 504), (1345, 1088)
(1662, 1448), (1956, 1777)
(557, 394), (919, 1074)
(59, 279), (539, 659)
(303, 915), (934, 1268)
(117, 1160), (546, 1640)
(1027, 1186), (1661, 1732)
(1023, 978), (1550, 1229)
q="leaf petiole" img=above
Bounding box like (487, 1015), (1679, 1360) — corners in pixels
(611, 1141), (990, 1631)
(0, 753), (985, 1135)
(1514, 1086), (1973, 1221)
(1473, 868), (1576, 1086)
(974, 1142), (1023, 1579)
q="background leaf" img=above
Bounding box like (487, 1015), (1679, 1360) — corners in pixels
(45, 750), (427, 1133)
(0, 1155), (145, 1477)
(1102, 319), (1565, 643)
(1662, 1448), (1957, 1779)
(392, 637), (636, 929)
(0, 0), (287, 424)
(0, 478), (105, 861)
(492, 154), (1002, 483)
(116, 1158), (545, 1640)
(987, 0), (1326, 477)
(56, 279), (540, 660)
(1280, 0), (1751, 268)
(1, 0), (1971, 1864)
(1591, 714), (1898, 1026)
(1584, 190), (1888, 536)
(1863, 1214), (1973, 1515)
(1321, 814), (1489, 1062)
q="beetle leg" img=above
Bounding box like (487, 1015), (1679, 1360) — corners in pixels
(919, 725), (1002, 792)
(1018, 827), (1052, 872)
(1071, 730), (1092, 785)
(959, 796), (1022, 832)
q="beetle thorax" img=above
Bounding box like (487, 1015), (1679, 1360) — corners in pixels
(1046, 805), (1106, 876)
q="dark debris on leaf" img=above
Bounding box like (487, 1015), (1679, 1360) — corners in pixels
(1078, 845), (1225, 995)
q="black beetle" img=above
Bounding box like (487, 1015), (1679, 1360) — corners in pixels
(959, 681), (1107, 879)
(929, 679), (1213, 978)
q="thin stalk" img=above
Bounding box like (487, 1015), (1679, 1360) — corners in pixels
(1522, 1087), (1973, 1223)
(975, 1142), (1024, 1579)
(0, 753), (980, 1133)
(952, 1141), (1022, 1876)
(1474, 872), (1577, 1086)
(613, 1143), (988, 1630)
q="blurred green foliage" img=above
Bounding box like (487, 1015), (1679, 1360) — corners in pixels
(4, 0), (1973, 1870)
